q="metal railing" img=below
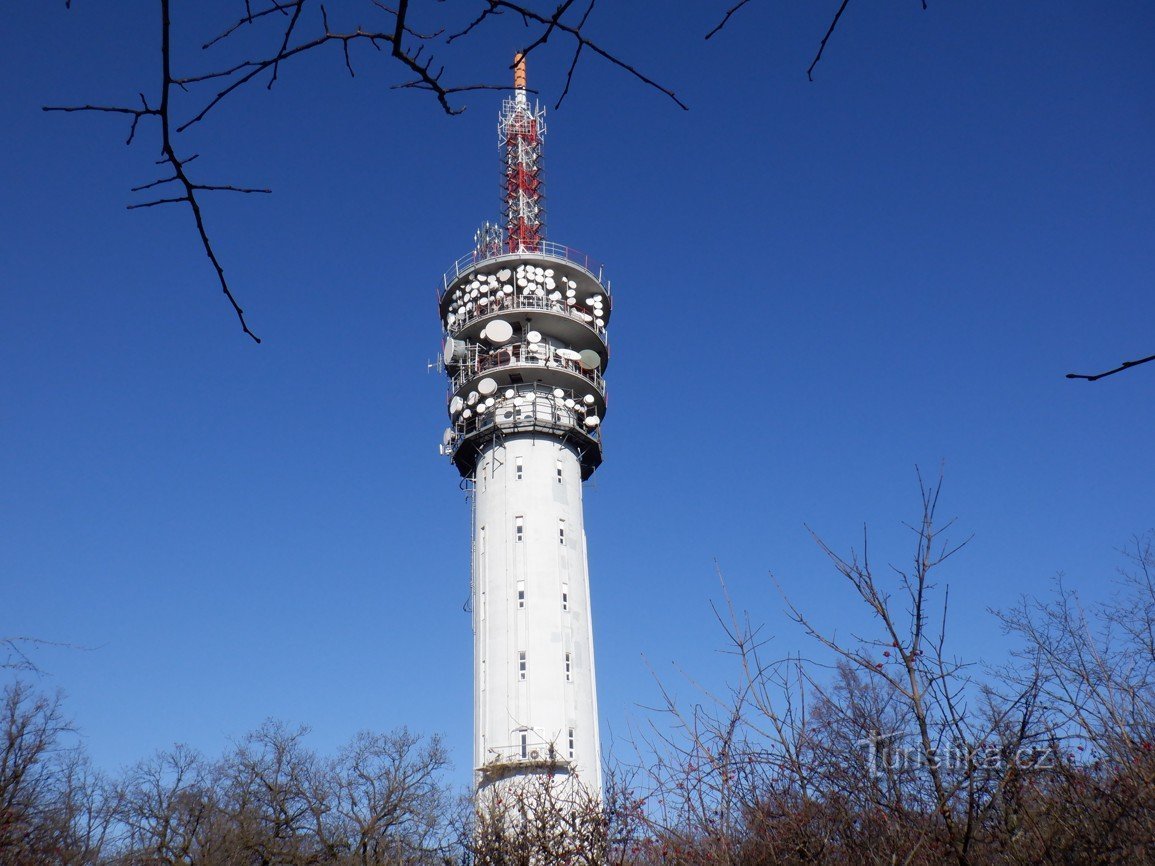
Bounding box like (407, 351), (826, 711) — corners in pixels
(483, 738), (566, 767)
(445, 291), (608, 343)
(439, 241), (607, 300)
(448, 382), (603, 447)
(448, 342), (605, 395)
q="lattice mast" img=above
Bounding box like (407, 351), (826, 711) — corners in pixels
(500, 53), (547, 253)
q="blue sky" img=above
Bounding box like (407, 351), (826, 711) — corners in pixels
(2, 2), (1153, 789)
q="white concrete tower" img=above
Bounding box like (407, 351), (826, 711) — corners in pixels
(437, 55), (609, 800)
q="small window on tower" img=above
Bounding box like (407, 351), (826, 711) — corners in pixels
(515, 456), (524, 481)
(558, 519), (566, 546)
(556, 459), (563, 484)
(515, 516), (524, 543)
(518, 651), (527, 680)
(568, 728), (575, 760)
(517, 580), (526, 609)
(562, 584), (569, 611)
(565, 652), (572, 681)
(520, 729), (529, 759)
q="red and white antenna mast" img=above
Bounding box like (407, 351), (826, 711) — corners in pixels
(499, 53), (546, 253)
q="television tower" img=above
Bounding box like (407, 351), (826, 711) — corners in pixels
(437, 54), (610, 799)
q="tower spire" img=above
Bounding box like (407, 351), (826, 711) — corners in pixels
(499, 53), (546, 253)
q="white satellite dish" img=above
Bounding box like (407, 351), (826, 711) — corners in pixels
(462, 408), (473, 419)
(566, 298), (577, 306)
(484, 319), (513, 344)
(595, 318), (605, 327)
(504, 388), (515, 399)
(583, 393), (596, 405)
(527, 330), (542, 343)
(497, 268), (512, 281)
(576, 312), (593, 323)
(566, 288), (576, 298)
(466, 391), (479, 405)
(549, 291), (562, 301)
(503, 285), (514, 295)
(443, 338), (466, 365)
(449, 395), (464, 414)
(584, 415), (601, 428)
(478, 377), (498, 396)
(442, 428), (453, 447)
(544, 268), (554, 276)
(564, 398), (575, 408)
(553, 388), (565, 398)
(578, 350), (601, 370)
(557, 348), (582, 362)
(477, 403), (488, 413)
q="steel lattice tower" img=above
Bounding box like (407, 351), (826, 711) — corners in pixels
(437, 55), (611, 801)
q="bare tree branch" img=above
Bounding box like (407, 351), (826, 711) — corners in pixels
(1066, 351), (1155, 382)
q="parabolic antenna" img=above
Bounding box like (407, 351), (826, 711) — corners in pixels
(526, 330), (542, 343)
(484, 319), (513, 344)
(553, 388), (565, 398)
(578, 349), (601, 370)
(466, 390), (479, 405)
(449, 395), (464, 414)
(443, 338), (466, 365)
(557, 348), (581, 362)
(497, 268), (512, 281)
(478, 377), (498, 396)
(442, 428), (453, 447)
(504, 388), (516, 399)
(583, 393), (596, 405)
(584, 415), (601, 428)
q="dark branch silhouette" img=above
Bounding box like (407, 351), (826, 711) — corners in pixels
(1066, 352), (1155, 382)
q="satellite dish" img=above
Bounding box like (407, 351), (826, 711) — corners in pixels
(553, 388), (565, 398)
(544, 268), (554, 277)
(565, 288), (576, 298)
(578, 350), (601, 370)
(462, 408), (473, 419)
(549, 291), (562, 301)
(584, 415), (601, 428)
(442, 428), (453, 447)
(527, 330), (542, 343)
(467, 391), (479, 405)
(504, 388), (515, 399)
(484, 319), (513, 344)
(595, 318), (605, 327)
(583, 393), (596, 405)
(443, 338), (466, 365)
(449, 395), (464, 414)
(557, 348), (581, 362)
(564, 398), (575, 408)
(566, 298), (577, 306)
(576, 312), (593, 323)
(497, 268), (512, 281)
(478, 377), (498, 396)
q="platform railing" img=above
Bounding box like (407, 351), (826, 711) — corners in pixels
(448, 342), (605, 395)
(445, 292), (608, 343)
(439, 241), (607, 300)
(448, 382), (603, 447)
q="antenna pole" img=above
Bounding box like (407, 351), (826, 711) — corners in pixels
(500, 53), (546, 253)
